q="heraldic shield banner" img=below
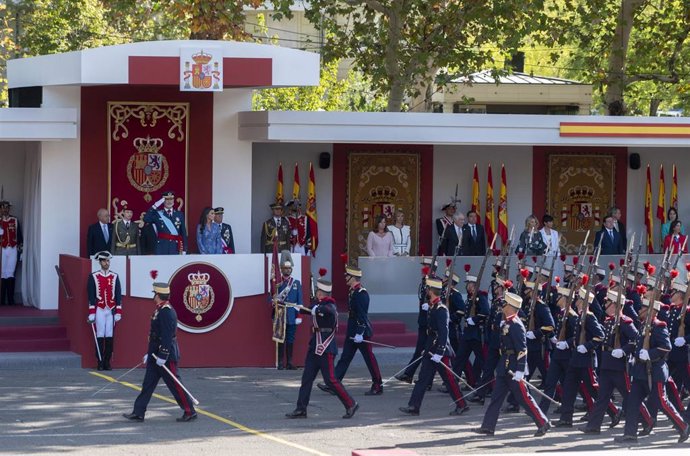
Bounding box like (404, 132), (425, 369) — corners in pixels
(546, 154), (616, 253)
(108, 102), (189, 223)
(169, 262), (233, 333)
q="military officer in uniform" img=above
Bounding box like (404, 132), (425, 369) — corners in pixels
(285, 277), (359, 419)
(319, 265), (383, 395)
(123, 281), (197, 422)
(286, 199), (311, 255)
(213, 207), (235, 254)
(144, 191), (187, 255)
(473, 292), (551, 437)
(0, 200), (22, 305)
(111, 201), (140, 256)
(275, 253), (302, 370)
(261, 203), (291, 254)
(87, 251), (122, 371)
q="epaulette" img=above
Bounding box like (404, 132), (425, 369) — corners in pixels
(654, 319), (667, 327)
(436, 303), (448, 310)
(357, 287), (367, 293)
(160, 303), (172, 310)
(621, 315), (633, 324)
(660, 304), (670, 311)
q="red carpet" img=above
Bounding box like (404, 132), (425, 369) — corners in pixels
(0, 307), (70, 352)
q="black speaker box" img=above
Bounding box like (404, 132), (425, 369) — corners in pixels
(319, 152), (331, 169)
(629, 153), (641, 170)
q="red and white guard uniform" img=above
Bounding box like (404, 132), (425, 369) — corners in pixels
(87, 269), (122, 337)
(288, 214), (310, 256)
(0, 215), (21, 279)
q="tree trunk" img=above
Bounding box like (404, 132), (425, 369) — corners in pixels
(649, 99), (661, 117)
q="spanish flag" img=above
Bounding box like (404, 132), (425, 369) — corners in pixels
(645, 164), (654, 253)
(485, 164), (495, 243)
(276, 163), (284, 205)
(497, 164), (508, 245)
(292, 162), (300, 201)
(471, 164), (480, 219)
(657, 164), (666, 223)
(671, 164), (678, 209)
(306, 163), (319, 257)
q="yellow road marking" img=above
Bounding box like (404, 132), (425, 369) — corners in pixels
(90, 371), (332, 456)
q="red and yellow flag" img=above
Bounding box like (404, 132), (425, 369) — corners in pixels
(276, 163), (284, 205)
(645, 164), (654, 253)
(657, 164), (666, 223)
(471, 164), (480, 219)
(292, 162), (300, 201)
(306, 162), (319, 257)
(497, 164), (508, 244)
(485, 164), (495, 243)
(671, 164), (678, 209)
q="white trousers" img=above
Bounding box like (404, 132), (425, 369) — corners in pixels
(1, 247), (17, 279)
(94, 307), (114, 337)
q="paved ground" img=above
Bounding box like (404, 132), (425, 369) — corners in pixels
(0, 350), (687, 456)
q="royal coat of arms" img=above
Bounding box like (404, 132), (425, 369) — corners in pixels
(183, 271), (215, 322)
(181, 49), (222, 91)
(126, 136), (169, 202)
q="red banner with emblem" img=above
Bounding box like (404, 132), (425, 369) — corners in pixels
(108, 102), (189, 222)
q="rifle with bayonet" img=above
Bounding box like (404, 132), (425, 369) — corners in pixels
(468, 233), (498, 317)
(611, 233), (635, 349)
(579, 237), (602, 345)
(527, 249), (550, 333)
(558, 230), (590, 341)
(496, 225), (515, 279)
(666, 236), (688, 291)
(444, 242), (461, 308)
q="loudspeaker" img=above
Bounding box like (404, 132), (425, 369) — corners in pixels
(629, 153), (641, 170)
(319, 152), (331, 169)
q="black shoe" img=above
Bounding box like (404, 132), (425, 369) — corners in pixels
(437, 385), (448, 393)
(285, 409), (307, 419)
(399, 406), (419, 416)
(317, 383), (335, 396)
(286, 363), (296, 370)
(426, 383), (432, 391)
(472, 427), (494, 436)
(277, 365), (284, 370)
(122, 412), (144, 422)
(104, 362), (112, 371)
(395, 373), (413, 384)
(176, 412), (197, 422)
(504, 404), (519, 413)
(535, 421), (552, 437)
(614, 435), (638, 444)
(609, 409), (622, 428)
(343, 402), (359, 419)
(449, 405), (469, 416)
(579, 425), (600, 435)
(638, 423), (653, 437)
(97, 362), (104, 371)
(678, 425), (690, 444)
(468, 395), (485, 405)
(364, 385), (383, 396)
(552, 419), (573, 428)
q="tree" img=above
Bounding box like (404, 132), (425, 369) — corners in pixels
(0, 3), (17, 107)
(272, 0), (556, 112)
(166, 0), (263, 40)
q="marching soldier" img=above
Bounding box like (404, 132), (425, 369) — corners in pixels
(123, 281), (197, 422)
(274, 252), (302, 370)
(522, 273), (555, 387)
(213, 207), (235, 254)
(87, 251), (122, 371)
(261, 203), (291, 254)
(399, 276), (468, 416)
(0, 200), (22, 305)
(664, 279), (690, 411)
(111, 201), (140, 256)
(144, 191), (187, 255)
(285, 277), (359, 419)
(319, 264), (383, 395)
(472, 292), (550, 437)
(445, 268), (465, 354)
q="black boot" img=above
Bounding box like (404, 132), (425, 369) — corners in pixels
(96, 337), (105, 370)
(277, 343), (284, 370)
(6, 278), (15, 306)
(103, 337), (113, 370)
(0, 279), (6, 305)
(285, 343), (296, 370)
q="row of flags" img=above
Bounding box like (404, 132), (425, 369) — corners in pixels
(471, 164), (509, 245)
(275, 162), (319, 257)
(644, 164), (679, 253)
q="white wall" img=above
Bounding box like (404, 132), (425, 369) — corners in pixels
(251, 143), (333, 277)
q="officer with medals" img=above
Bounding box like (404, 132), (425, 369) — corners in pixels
(274, 252), (302, 370)
(473, 291), (550, 437)
(123, 281), (197, 422)
(111, 201), (140, 256)
(319, 263), (383, 395)
(399, 276), (468, 416)
(0, 200), (22, 305)
(261, 203), (291, 254)
(144, 191), (187, 255)
(286, 276), (359, 419)
(87, 251), (122, 371)
(213, 207), (235, 254)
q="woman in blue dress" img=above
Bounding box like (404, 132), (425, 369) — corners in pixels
(196, 207), (222, 254)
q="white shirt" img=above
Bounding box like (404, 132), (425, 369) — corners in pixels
(387, 224), (411, 255)
(539, 227), (559, 256)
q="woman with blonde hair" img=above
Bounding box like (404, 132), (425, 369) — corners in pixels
(516, 214), (546, 255)
(388, 209), (411, 256)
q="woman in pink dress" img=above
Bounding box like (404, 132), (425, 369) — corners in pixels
(366, 215), (394, 257)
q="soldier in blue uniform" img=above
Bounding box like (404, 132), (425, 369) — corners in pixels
(143, 191), (187, 255)
(399, 277), (468, 416)
(275, 253), (302, 370)
(473, 292), (550, 437)
(615, 298), (690, 443)
(444, 269), (465, 354)
(285, 278), (359, 419)
(123, 282), (197, 422)
(522, 275), (555, 387)
(663, 280), (690, 413)
(319, 265), (383, 395)
(213, 207), (235, 254)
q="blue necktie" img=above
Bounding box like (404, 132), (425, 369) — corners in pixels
(102, 224), (109, 243)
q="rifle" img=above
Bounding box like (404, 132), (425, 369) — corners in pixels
(558, 231), (590, 341)
(503, 226), (516, 281)
(468, 233), (498, 317)
(444, 242), (462, 308)
(677, 268), (690, 338)
(632, 235), (643, 287)
(431, 223), (449, 276)
(666, 236), (688, 290)
(496, 225), (515, 278)
(543, 234), (560, 306)
(527, 251), (550, 332)
(611, 233), (635, 349)
(578, 237), (602, 345)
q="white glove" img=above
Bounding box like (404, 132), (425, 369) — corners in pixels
(291, 229), (298, 235)
(156, 356), (167, 366)
(556, 341), (569, 350)
(611, 349), (625, 359)
(311, 306), (318, 316)
(353, 334), (364, 343)
(295, 318), (302, 325)
(142, 354), (148, 363)
(153, 197), (165, 208)
(430, 354), (442, 363)
(87, 314), (95, 323)
(500, 320), (506, 327)
(675, 337), (686, 347)
(550, 336), (558, 345)
(114, 313), (122, 322)
(466, 317), (476, 326)
(638, 349), (650, 361)
(576, 344), (587, 354)
(421, 303), (430, 311)
(526, 331), (536, 340)
(182, 251), (187, 255)
(513, 371), (525, 381)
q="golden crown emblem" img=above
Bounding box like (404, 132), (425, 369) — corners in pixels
(133, 136), (164, 154)
(188, 271), (211, 285)
(369, 185), (398, 200)
(192, 50), (213, 64)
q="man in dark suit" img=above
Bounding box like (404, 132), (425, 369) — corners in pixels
(610, 206), (626, 247)
(594, 215), (625, 255)
(86, 208), (112, 258)
(440, 213), (465, 256)
(462, 211), (486, 256)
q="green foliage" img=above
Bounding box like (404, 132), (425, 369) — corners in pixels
(0, 3), (16, 107)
